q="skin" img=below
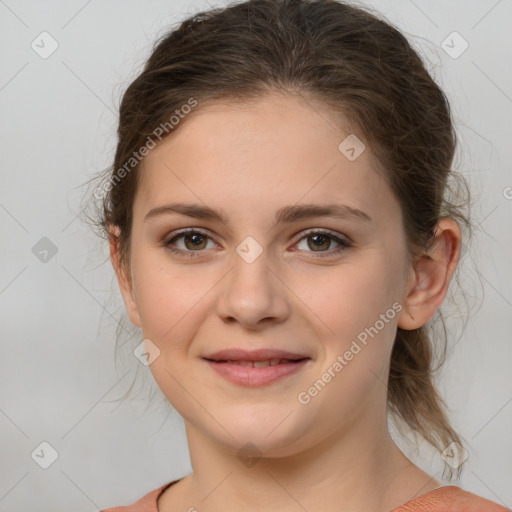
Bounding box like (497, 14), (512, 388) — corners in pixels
(110, 91), (461, 511)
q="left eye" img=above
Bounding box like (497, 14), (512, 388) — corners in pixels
(293, 230), (352, 257)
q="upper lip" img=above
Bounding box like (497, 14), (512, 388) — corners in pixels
(202, 348), (310, 362)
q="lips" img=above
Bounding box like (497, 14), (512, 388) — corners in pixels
(202, 348), (311, 387)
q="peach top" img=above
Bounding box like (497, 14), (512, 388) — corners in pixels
(101, 480), (510, 511)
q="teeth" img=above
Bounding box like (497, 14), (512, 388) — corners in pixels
(236, 360), (253, 367)
(253, 360), (270, 367)
(224, 358), (293, 367)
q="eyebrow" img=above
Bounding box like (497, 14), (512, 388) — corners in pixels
(145, 202), (372, 225)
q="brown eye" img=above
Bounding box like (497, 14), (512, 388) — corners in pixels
(164, 229), (216, 258)
(295, 230), (352, 257)
(182, 232), (208, 250)
(307, 233), (331, 251)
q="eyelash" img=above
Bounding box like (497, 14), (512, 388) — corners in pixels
(162, 228), (352, 259)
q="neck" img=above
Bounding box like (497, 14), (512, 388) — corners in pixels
(180, 413), (438, 512)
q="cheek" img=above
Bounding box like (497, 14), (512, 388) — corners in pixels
(132, 258), (214, 418)
(131, 249), (212, 338)
(294, 262), (400, 429)
(295, 255), (398, 339)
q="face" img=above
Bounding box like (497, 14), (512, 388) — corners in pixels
(114, 92), (417, 456)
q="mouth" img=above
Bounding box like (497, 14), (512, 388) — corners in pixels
(201, 349), (311, 387)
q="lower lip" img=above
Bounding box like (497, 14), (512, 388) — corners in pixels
(204, 359), (310, 387)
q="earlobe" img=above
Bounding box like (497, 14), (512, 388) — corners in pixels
(108, 226), (142, 328)
(397, 218), (461, 331)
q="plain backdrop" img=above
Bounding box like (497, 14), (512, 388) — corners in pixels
(0, 0), (511, 510)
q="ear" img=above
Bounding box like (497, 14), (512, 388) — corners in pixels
(397, 218), (461, 330)
(108, 226), (142, 327)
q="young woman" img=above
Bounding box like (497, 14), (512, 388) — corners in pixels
(95, 0), (509, 510)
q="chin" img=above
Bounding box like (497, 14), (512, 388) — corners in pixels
(207, 406), (315, 458)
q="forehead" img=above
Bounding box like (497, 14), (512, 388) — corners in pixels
(135, 92), (398, 224)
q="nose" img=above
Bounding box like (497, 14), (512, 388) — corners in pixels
(216, 245), (290, 330)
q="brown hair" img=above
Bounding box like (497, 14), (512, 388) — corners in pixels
(87, 0), (471, 479)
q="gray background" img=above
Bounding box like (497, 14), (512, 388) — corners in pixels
(0, 0), (511, 510)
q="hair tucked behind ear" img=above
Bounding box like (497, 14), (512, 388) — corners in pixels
(87, 0), (471, 479)
(389, 320), (466, 473)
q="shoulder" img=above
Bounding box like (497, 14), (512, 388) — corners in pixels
(100, 480), (177, 512)
(393, 485), (511, 512)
